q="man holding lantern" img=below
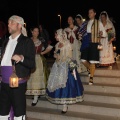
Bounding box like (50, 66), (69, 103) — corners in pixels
(0, 15), (35, 120)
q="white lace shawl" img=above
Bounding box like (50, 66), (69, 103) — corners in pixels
(47, 41), (73, 92)
(55, 41), (73, 62)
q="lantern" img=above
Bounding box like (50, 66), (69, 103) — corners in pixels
(97, 44), (103, 50)
(113, 46), (116, 51)
(9, 70), (19, 88)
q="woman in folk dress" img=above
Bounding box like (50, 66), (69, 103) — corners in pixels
(99, 11), (116, 68)
(46, 29), (84, 113)
(26, 27), (53, 106)
(64, 16), (87, 73)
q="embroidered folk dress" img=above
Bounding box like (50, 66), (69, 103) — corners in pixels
(26, 39), (52, 95)
(64, 26), (87, 73)
(99, 22), (115, 66)
(46, 40), (84, 104)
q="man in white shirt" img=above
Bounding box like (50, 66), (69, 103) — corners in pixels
(0, 15), (35, 120)
(80, 8), (105, 85)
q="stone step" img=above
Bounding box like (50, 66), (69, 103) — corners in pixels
(26, 98), (120, 118)
(27, 109), (91, 120)
(27, 91), (120, 105)
(76, 101), (120, 117)
(26, 59), (120, 119)
(83, 83), (120, 94)
(27, 117), (43, 120)
(26, 105), (119, 120)
(81, 69), (120, 77)
(84, 91), (120, 105)
(81, 75), (120, 85)
(27, 92), (120, 106)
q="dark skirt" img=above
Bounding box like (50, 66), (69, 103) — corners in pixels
(81, 43), (99, 63)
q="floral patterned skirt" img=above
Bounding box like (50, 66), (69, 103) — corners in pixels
(99, 38), (115, 66)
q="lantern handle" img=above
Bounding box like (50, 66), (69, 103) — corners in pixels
(12, 61), (16, 73)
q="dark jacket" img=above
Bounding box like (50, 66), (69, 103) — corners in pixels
(1, 34), (35, 78)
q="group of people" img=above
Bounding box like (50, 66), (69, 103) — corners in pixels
(62, 8), (115, 85)
(76, 9), (115, 85)
(0, 7), (116, 120)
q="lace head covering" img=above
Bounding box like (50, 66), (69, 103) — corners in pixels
(56, 29), (63, 43)
(56, 28), (68, 43)
(62, 30), (68, 40)
(9, 15), (27, 36)
(99, 11), (116, 37)
(99, 11), (112, 24)
(75, 14), (84, 23)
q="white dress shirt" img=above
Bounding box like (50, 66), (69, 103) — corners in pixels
(87, 19), (94, 33)
(1, 34), (20, 66)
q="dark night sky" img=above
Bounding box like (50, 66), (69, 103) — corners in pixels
(0, 0), (120, 41)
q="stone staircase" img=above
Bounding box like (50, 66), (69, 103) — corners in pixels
(26, 58), (120, 120)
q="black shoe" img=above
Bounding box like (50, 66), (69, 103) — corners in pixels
(61, 106), (68, 114)
(31, 100), (38, 106)
(96, 64), (100, 68)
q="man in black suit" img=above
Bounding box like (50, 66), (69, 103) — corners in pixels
(0, 15), (35, 120)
